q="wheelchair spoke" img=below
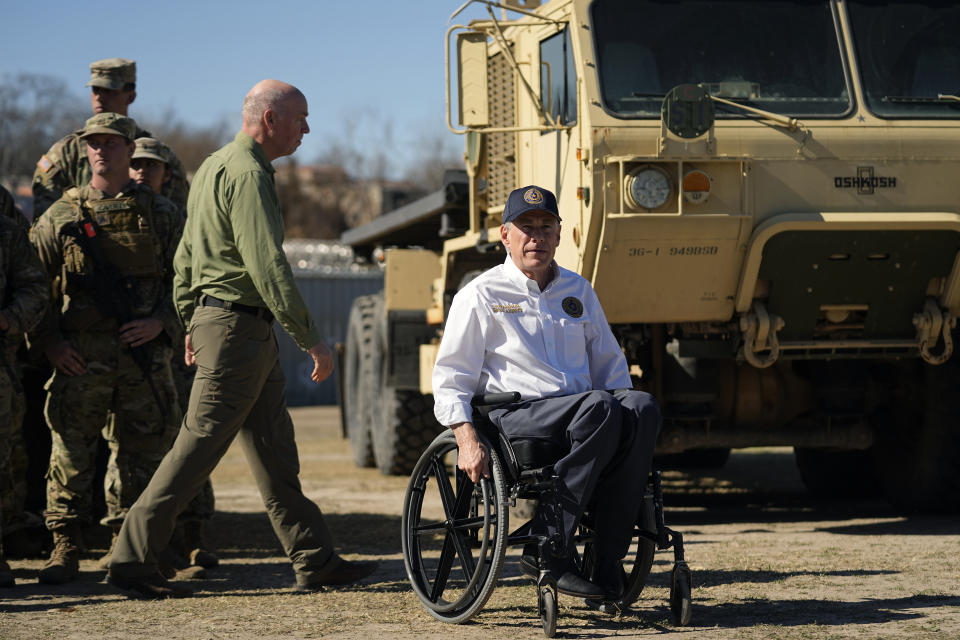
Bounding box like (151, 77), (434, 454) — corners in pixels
(430, 531), (457, 602)
(449, 515), (487, 531)
(450, 523), (477, 583)
(413, 520), (447, 535)
(432, 458), (459, 520)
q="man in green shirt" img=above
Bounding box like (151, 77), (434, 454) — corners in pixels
(107, 79), (378, 599)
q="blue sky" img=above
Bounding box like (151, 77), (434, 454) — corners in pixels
(1, 0), (490, 175)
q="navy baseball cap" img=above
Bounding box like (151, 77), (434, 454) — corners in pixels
(502, 185), (562, 224)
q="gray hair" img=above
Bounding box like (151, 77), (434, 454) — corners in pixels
(241, 87), (289, 124)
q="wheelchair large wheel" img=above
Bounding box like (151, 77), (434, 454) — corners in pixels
(402, 430), (509, 624)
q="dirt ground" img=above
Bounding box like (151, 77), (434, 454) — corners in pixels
(1, 406), (958, 640)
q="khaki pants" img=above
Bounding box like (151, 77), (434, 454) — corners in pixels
(110, 305), (335, 583)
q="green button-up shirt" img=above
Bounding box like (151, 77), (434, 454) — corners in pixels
(173, 131), (320, 351)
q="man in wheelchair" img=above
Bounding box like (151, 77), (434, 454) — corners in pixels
(431, 185), (661, 602)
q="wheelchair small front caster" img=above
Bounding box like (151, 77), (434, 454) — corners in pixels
(538, 585), (557, 637)
(669, 561), (693, 626)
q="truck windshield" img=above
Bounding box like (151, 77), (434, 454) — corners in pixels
(847, 0), (960, 119)
(590, 0), (850, 119)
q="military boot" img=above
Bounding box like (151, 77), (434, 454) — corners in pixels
(38, 525), (81, 585)
(183, 520), (219, 569)
(97, 528), (120, 570)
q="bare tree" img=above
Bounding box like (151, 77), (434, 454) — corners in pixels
(138, 106), (232, 175)
(0, 73), (87, 181)
(402, 128), (464, 191)
(317, 107), (395, 181)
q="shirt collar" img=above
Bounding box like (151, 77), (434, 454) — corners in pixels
(502, 255), (560, 294)
(234, 131), (275, 176)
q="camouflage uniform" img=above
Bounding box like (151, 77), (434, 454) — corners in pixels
(31, 59), (189, 218)
(0, 214), (49, 585)
(29, 172), (183, 535)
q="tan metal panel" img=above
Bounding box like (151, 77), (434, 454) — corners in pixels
(384, 248), (442, 311)
(592, 214), (748, 323)
(458, 33), (489, 127)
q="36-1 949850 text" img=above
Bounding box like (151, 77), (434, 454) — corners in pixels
(629, 245), (719, 257)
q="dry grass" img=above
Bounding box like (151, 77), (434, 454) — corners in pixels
(1, 407), (958, 639)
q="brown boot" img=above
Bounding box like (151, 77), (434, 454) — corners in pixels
(38, 526), (81, 585)
(97, 528), (120, 570)
(183, 521), (219, 568)
(0, 556), (14, 588)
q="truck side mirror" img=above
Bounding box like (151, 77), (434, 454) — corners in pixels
(458, 32), (489, 127)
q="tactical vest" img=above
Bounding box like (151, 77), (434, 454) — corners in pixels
(59, 186), (166, 330)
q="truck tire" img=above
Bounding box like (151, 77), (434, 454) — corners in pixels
(374, 388), (441, 475)
(369, 294), (443, 475)
(793, 448), (880, 499)
(873, 359), (960, 513)
(344, 295), (378, 467)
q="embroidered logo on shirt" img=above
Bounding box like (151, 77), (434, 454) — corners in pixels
(523, 188), (544, 205)
(37, 155), (53, 173)
(492, 303), (523, 314)
(562, 296), (584, 318)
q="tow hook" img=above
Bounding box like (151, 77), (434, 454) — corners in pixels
(739, 301), (785, 369)
(913, 298), (956, 365)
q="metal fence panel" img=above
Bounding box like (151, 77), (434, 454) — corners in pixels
(276, 272), (383, 406)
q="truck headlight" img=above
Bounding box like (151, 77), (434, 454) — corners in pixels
(625, 166), (672, 210)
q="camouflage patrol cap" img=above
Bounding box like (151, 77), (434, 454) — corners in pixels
(78, 113), (137, 141)
(86, 58), (136, 90)
(132, 137), (169, 163)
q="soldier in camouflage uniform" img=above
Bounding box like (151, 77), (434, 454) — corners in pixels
(0, 214), (49, 587)
(1, 186), (48, 564)
(31, 58), (189, 219)
(29, 113), (183, 585)
(126, 138), (219, 570)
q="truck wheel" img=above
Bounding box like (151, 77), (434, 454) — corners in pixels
(368, 294), (443, 475)
(793, 448), (880, 499)
(344, 295), (378, 467)
(374, 388), (441, 475)
(873, 359), (960, 512)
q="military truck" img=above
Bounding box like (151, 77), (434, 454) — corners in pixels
(341, 0), (960, 511)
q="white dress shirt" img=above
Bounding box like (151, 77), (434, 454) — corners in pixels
(432, 256), (632, 426)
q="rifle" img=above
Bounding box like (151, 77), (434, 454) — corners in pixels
(61, 208), (167, 417)
(0, 330), (23, 395)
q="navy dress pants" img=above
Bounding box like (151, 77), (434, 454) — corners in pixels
(490, 389), (660, 571)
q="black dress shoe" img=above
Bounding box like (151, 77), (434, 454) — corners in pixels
(553, 566), (605, 599)
(521, 547), (604, 599)
(107, 571), (193, 599)
(296, 557), (379, 590)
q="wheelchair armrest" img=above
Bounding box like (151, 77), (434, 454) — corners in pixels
(471, 391), (521, 407)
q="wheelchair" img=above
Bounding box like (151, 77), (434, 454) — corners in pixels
(401, 392), (692, 637)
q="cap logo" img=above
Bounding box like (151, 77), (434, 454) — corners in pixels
(523, 188), (544, 206)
